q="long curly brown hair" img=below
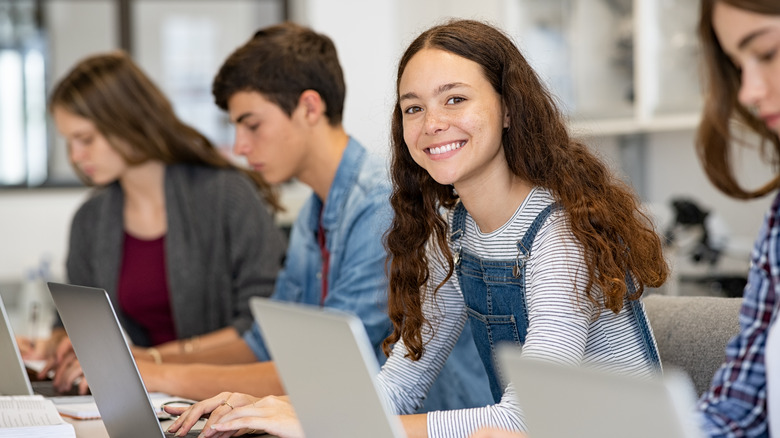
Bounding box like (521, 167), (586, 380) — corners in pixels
(383, 20), (669, 360)
(697, 0), (780, 199)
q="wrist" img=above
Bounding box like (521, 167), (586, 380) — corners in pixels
(180, 336), (201, 354)
(147, 347), (163, 364)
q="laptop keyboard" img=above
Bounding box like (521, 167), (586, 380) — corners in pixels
(164, 430), (201, 437)
(31, 380), (87, 397)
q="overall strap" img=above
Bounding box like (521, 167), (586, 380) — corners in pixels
(450, 202), (468, 265)
(450, 202), (468, 243)
(626, 272), (662, 369)
(513, 203), (559, 277)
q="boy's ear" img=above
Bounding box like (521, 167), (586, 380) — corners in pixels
(297, 89), (326, 124)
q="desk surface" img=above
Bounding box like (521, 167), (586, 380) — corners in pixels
(65, 417), (109, 437)
(65, 417), (205, 437)
(66, 417), (276, 437)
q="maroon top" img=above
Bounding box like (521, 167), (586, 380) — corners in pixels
(118, 232), (177, 345)
(317, 209), (330, 305)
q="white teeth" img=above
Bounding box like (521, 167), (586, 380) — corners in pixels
(428, 141), (465, 155)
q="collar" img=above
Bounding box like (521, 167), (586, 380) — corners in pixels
(306, 137), (365, 233)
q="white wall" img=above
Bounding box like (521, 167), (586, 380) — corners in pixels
(0, 0), (773, 285)
(0, 189), (88, 282)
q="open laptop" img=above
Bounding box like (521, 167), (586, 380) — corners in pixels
(249, 297), (406, 438)
(498, 345), (705, 438)
(767, 319), (779, 436)
(47, 282), (201, 437)
(0, 293), (86, 400)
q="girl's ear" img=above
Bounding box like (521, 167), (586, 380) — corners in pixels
(503, 105), (510, 129)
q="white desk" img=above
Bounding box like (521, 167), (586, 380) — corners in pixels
(65, 417), (109, 437)
(65, 417), (200, 437)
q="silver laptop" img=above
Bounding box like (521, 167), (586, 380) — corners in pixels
(498, 345), (704, 438)
(249, 297), (405, 438)
(766, 320), (779, 436)
(0, 293), (36, 396)
(0, 293), (87, 400)
(47, 282), (201, 437)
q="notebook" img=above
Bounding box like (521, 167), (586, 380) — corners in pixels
(498, 345), (704, 438)
(249, 297), (406, 438)
(46, 282), (201, 437)
(0, 293), (87, 401)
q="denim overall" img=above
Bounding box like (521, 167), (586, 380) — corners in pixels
(451, 202), (661, 403)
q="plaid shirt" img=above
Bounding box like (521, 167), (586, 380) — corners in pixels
(698, 191), (780, 437)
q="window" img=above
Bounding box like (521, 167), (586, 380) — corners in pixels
(0, 0), (287, 187)
(0, 0), (47, 186)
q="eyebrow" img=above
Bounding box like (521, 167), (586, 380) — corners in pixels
(738, 27), (773, 50)
(234, 112), (253, 124)
(399, 82), (468, 102)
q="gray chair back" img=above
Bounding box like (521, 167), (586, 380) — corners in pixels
(643, 294), (742, 395)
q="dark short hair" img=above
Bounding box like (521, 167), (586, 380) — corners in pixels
(212, 21), (346, 125)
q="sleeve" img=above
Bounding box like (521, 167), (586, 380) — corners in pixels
(65, 201), (96, 290)
(521, 213), (594, 364)
(425, 214), (595, 438)
(243, 321), (270, 361)
(697, 229), (775, 437)
(244, 185), (394, 361)
(60, 201), (97, 329)
(376, 259), (469, 416)
(223, 174), (287, 335)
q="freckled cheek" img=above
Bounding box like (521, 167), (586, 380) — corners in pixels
(465, 109), (504, 139)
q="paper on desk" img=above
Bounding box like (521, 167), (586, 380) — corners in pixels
(55, 401), (101, 420)
(55, 392), (195, 420)
(0, 395), (75, 437)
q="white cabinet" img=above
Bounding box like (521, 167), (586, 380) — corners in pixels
(505, 0), (702, 136)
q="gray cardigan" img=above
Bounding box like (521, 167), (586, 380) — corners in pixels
(66, 164), (286, 347)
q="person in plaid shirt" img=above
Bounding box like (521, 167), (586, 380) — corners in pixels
(696, 1), (780, 436)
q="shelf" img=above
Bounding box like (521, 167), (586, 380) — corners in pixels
(569, 112), (701, 137)
(509, 0), (702, 138)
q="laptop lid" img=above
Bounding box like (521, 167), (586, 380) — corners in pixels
(767, 320), (779, 436)
(249, 297), (405, 438)
(0, 294), (35, 396)
(498, 345), (704, 438)
(47, 282), (197, 437)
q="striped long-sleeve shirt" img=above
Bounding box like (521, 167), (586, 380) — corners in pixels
(698, 191), (780, 438)
(376, 187), (659, 438)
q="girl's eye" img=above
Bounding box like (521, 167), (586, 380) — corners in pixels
(758, 48), (777, 63)
(446, 96), (465, 105)
(404, 106), (422, 115)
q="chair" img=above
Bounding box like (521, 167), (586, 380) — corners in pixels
(643, 294), (742, 395)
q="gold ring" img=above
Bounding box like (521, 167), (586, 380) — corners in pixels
(248, 429), (256, 435)
(222, 400), (235, 410)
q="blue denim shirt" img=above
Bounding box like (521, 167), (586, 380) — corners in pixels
(244, 138), (392, 362)
(245, 138), (493, 412)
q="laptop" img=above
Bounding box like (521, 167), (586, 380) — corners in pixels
(497, 345), (705, 438)
(767, 319), (779, 436)
(249, 297), (406, 438)
(0, 293), (87, 400)
(47, 282), (201, 437)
